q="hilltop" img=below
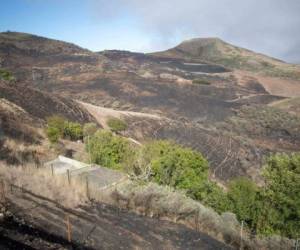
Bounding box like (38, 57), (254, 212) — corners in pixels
(152, 37), (300, 79)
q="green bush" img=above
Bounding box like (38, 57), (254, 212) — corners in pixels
(220, 154), (300, 238)
(107, 117), (127, 133)
(46, 126), (60, 143)
(139, 140), (213, 200)
(226, 178), (260, 226)
(46, 115), (65, 143)
(84, 128), (300, 239)
(86, 130), (132, 170)
(63, 122), (83, 141)
(262, 153), (300, 238)
(46, 115), (83, 142)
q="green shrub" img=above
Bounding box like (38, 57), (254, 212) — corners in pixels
(262, 153), (300, 238)
(107, 117), (127, 133)
(46, 126), (60, 143)
(63, 122), (83, 141)
(46, 115), (65, 143)
(46, 116), (83, 142)
(139, 140), (213, 200)
(221, 154), (300, 238)
(86, 130), (132, 170)
(226, 178), (260, 226)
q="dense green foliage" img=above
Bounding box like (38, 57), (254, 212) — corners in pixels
(46, 126), (61, 143)
(262, 154), (300, 237)
(215, 154), (300, 238)
(141, 141), (212, 200)
(87, 130), (132, 170)
(46, 116), (83, 142)
(63, 122), (83, 140)
(107, 117), (127, 133)
(46, 116), (65, 143)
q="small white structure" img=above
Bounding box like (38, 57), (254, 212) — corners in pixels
(44, 156), (127, 189)
(44, 155), (90, 175)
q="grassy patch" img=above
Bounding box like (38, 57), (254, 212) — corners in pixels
(0, 69), (15, 82)
(192, 79), (211, 85)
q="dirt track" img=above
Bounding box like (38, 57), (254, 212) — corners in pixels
(1, 186), (233, 250)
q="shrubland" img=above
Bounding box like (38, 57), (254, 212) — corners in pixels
(86, 129), (300, 240)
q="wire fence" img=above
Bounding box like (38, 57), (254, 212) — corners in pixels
(0, 172), (298, 250)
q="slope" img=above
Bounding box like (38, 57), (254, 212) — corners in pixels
(152, 38), (300, 79)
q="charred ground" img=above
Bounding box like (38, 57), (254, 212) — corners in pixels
(0, 31), (300, 182)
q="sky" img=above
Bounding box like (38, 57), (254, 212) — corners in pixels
(1, 0), (300, 63)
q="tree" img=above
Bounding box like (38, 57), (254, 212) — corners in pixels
(107, 117), (127, 134)
(262, 153), (300, 238)
(226, 178), (260, 226)
(142, 140), (210, 200)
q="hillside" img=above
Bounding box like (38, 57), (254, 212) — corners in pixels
(1, 31), (300, 183)
(152, 38), (300, 79)
(0, 78), (94, 164)
(0, 31), (299, 249)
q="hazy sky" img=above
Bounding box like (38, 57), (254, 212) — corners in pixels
(1, 0), (300, 63)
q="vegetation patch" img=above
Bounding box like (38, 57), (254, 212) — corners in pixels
(86, 129), (133, 170)
(46, 115), (83, 143)
(224, 105), (300, 140)
(192, 79), (211, 85)
(107, 117), (127, 133)
(85, 130), (300, 239)
(0, 69), (15, 82)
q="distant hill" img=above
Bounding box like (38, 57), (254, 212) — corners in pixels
(152, 38), (300, 79)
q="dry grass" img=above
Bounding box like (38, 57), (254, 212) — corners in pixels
(102, 181), (296, 250)
(0, 163), (295, 249)
(0, 163), (88, 208)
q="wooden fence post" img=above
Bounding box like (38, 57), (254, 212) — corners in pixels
(0, 180), (5, 202)
(51, 164), (54, 177)
(65, 214), (72, 243)
(86, 177), (90, 200)
(67, 170), (71, 185)
(194, 212), (199, 232)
